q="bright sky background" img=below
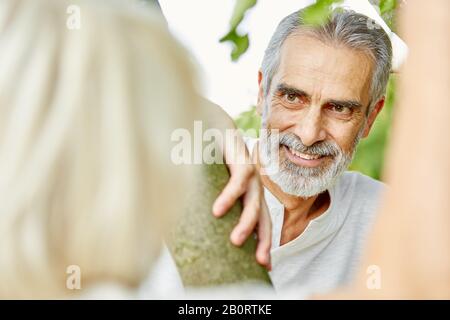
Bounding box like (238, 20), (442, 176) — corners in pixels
(159, 0), (312, 117)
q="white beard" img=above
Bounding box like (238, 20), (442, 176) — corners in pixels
(259, 128), (363, 198)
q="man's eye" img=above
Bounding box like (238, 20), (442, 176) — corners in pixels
(328, 103), (351, 114)
(283, 93), (307, 105)
(333, 105), (345, 112)
(286, 93), (298, 102)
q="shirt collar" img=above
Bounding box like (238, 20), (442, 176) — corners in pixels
(264, 178), (344, 252)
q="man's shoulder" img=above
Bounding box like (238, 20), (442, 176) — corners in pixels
(341, 171), (386, 192)
(337, 171), (386, 210)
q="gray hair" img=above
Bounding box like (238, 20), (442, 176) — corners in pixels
(261, 9), (392, 114)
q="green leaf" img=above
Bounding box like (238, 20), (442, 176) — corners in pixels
(219, 30), (249, 62)
(220, 0), (257, 62)
(301, 0), (343, 26)
(229, 0), (257, 30)
(379, 0), (396, 15)
(234, 106), (261, 136)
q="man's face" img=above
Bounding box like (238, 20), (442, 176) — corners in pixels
(258, 33), (379, 197)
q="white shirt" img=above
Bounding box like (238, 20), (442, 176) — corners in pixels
(245, 137), (384, 295)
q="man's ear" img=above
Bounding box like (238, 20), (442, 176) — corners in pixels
(256, 70), (264, 116)
(362, 97), (385, 138)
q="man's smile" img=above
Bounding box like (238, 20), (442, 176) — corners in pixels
(282, 145), (329, 168)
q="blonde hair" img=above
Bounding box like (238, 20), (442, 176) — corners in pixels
(0, 0), (200, 298)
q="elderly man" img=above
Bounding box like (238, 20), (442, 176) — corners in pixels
(151, 7), (394, 297)
(243, 8), (392, 294)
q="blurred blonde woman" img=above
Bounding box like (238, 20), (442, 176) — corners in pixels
(0, 0), (202, 298)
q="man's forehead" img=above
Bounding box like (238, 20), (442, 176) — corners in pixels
(275, 33), (374, 102)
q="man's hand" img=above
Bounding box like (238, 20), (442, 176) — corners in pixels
(212, 131), (272, 270)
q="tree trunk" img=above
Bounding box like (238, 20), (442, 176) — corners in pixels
(167, 162), (271, 287)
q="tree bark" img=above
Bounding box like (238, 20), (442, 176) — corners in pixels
(167, 163), (271, 287)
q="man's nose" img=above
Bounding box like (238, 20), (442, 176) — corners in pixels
(294, 107), (327, 147)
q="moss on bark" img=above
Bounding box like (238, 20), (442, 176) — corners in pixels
(167, 163), (271, 287)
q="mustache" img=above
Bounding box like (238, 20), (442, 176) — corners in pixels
(277, 132), (340, 157)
